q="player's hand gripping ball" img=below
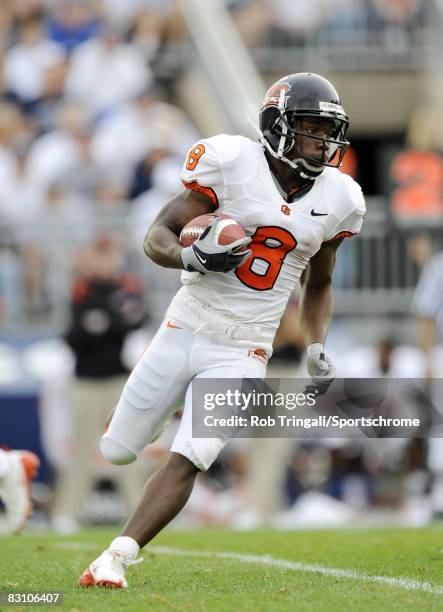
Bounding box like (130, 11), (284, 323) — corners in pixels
(180, 214), (251, 274)
(179, 213), (245, 247)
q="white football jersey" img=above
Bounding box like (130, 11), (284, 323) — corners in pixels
(180, 134), (365, 334)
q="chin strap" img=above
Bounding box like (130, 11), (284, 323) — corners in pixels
(246, 115), (322, 181)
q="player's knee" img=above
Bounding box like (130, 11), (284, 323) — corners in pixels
(100, 436), (137, 465)
(172, 439), (225, 473)
(168, 451), (201, 478)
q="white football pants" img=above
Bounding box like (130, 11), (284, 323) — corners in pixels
(101, 288), (272, 471)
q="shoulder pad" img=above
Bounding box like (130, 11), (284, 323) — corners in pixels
(202, 134), (248, 168)
(323, 169), (365, 217)
(323, 170), (366, 240)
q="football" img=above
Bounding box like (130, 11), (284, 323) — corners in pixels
(179, 213), (247, 248)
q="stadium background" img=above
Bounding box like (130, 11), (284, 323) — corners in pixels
(0, 0), (442, 532)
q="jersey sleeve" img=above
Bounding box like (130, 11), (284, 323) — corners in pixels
(325, 174), (366, 241)
(181, 137), (224, 209)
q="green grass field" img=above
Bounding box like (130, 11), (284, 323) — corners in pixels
(1, 526), (443, 611)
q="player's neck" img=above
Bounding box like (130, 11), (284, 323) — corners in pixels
(265, 152), (312, 200)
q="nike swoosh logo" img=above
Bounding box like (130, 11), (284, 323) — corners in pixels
(311, 209), (328, 217)
(195, 252), (207, 265)
(167, 321), (182, 329)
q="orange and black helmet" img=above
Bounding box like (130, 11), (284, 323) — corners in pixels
(259, 72), (349, 180)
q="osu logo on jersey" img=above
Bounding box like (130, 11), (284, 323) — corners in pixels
(281, 204), (291, 216)
(261, 83), (290, 109)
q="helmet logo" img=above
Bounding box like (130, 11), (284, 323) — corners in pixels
(262, 83), (290, 110)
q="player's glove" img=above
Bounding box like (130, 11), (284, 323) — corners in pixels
(180, 217), (251, 274)
(306, 343), (336, 385)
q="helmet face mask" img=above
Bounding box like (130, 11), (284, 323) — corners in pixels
(271, 112), (348, 166)
(259, 73), (350, 181)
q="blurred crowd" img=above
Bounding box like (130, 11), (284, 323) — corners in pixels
(0, 0), (441, 327)
(0, 1), (198, 326)
(231, 0), (439, 50)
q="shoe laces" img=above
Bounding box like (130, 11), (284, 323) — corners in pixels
(126, 556), (143, 567)
(108, 551), (144, 570)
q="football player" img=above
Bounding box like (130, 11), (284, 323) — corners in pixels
(79, 72), (365, 588)
(0, 449), (40, 534)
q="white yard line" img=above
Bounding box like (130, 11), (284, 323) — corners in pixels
(55, 542), (98, 550)
(150, 546), (443, 596)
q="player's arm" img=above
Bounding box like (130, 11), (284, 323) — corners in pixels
(143, 188), (214, 269)
(143, 188), (251, 273)
(299, 239), (343, 382)
(299, 238), (342, 345)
